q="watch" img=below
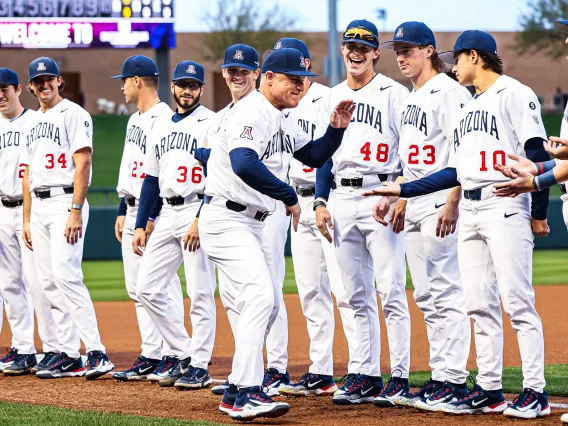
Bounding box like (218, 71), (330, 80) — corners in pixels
(313, 200), (327, 211)
(71, 203), (83, 211)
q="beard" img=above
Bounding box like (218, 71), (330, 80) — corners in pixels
(174, 91), (200, 111)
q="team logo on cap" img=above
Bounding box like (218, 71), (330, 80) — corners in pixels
(37, 62), (47, 72)
(275, 41), (282, 49)
(240, 126), (253, 140)
(186, 64), (196, 74)
(300, 56), (306, 68)
(396, 27), (403, 38)
(233, 50), (244, 60)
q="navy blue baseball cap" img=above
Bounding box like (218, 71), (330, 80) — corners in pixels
(439, 30), (498, 64)
(342, 19), (379, 49)
(274, 38), (310, 60)
(111, 55), (159, 79)
(382, 21), (436, 49)
(222, 44), (259, 71)
(262, 48), (319, 77)
(555, 19), (568, 32)
(29, 57), (60, 81)
(0, 68), (19, 85)
(172, 61), (204, 84)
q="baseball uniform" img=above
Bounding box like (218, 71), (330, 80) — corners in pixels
(398, 73), (471, 385)
(116, 102), (184, 361)
(559, 102), (568, 228)
(325, 74), (411, 381)
(136, 104), (216, 369)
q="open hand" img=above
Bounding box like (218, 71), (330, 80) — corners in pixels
(362, 181), (402, 197)
(545, 137), (568, 160)
(330, 100), (356, 128)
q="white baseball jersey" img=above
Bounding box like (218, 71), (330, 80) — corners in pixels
(0, 109), (38, 198)
(398, 73), (472, 181)
(116, 102), (172, 199)
(142, 106), (214, 198)
(206, 90), (310, 212)
(288, 82), (330, 186)
(328, 74), (409, 177)
(450, 75), (547, 190)
(25, 99), (93, 192)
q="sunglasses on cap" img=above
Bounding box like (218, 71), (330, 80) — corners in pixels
(344, 27), (377, 42)
(174, 81), (202, 90)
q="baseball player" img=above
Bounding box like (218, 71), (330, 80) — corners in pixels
(131, 60), (216, 389)
(364, 31), (551, 419)
(110, 55), (184, 382)
(314, 19), (412, 405)
(23, 57), (114, 379)
(269, 38), (359, 397)
(370, 22), (472, 409)
(199, 45), (355, 421)
(0, 68), (62, 375)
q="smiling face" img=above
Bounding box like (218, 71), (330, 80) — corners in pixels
(0, 84), (21, 117)
(265, 72), (305, 109)
(171, 79), (203, 112)
(222, 66), (260, 102)
(29, 75), (61, 104)
(341, 42), (379, 77)
(394, 42), (432, 79)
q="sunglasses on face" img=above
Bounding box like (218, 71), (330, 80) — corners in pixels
(344, 27), (377, 42)
(175, 81), (202, 91)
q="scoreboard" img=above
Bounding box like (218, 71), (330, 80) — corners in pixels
(0, 0), (175, 48)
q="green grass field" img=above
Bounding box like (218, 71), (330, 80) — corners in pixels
(88, 114), (566, 205)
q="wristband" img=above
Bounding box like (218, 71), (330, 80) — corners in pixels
(533, 169), (557, 191)
(148, 217), (156, 222)
(313, 200), (327, 211)
(535, 159), (556, 175)
(71, 203), (83, 210)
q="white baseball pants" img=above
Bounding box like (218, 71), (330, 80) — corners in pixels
(290, 193), (359, 376)
(458, 191), (545, 392)
(122, 205), (180, 360)
(331, 182), (410, 378)
(31, 195), (105, 358)
(136, 202), (216, 369)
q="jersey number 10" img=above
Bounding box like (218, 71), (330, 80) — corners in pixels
(479, 150), (506, 171)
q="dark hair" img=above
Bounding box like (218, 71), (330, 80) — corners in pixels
(455, 49), (503, 74)
(28, 77), (65, 97)
(140, 76), (158, 88)
(418, 45), (445, 73)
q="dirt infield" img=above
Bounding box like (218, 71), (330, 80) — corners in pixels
(0, 286), (567, 424)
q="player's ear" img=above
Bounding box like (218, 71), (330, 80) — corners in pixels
(200, 85), (205, 96)
(373, 47), (380, 59)
(16, 84), (22, 96)
(170, 82), (175, 95)
(252, 69), (261, 82)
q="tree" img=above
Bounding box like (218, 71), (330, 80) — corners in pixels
(515, 0), (568, 59)
(202, 0), (302, 62)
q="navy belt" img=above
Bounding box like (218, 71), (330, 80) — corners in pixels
(204, 195), (269, 222)
(1, 198), (23, 208)
(340, 174), (387, 187)
(33, 187), (74, 199)
(463, 189), (482, 201)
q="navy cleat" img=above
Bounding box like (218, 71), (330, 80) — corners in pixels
(262, 368), (290, 396)
(373, 372), (411, 407)
(146, 356), (179, 383)
(219, 383), (238, 414)
(414, 380), (468, 412)
(332, 374), (383, 405)
(112, 356), (160, 382)
(31, 352), (60, 375)
(36, 353), (86, 379)
(405, 378), (443, 407)
(229, 386), (290, 421)
(0, 348), (18, 371)
(175, 366), (212, 390)
(158, 356), (190, 387)
(211, 379), (230, 395)
(278, 372), (338, 397)
(85, 350), (114, 380)
(333, 373), (358, 396)
(3, 353), (37, 376)
(503, 388), (550, 419)
(439, 384), (507, 415)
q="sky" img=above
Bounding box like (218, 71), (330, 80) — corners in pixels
(174, 0), (531, 33)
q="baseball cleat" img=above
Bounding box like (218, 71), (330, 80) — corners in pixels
(36, 353), (87, 379)
(278, 372), (338, 397)
(0, 348), (18, 371)
(3, 353), (37, 376)
(211, 380), (230, 395)
(262, 368), (290, 396)
(112, 356), (160, 382)
(374, 372), (411, 407)
(229, 386), (291, 421)
(174, 366), (212, 390)
(333, 373), (358, 396)
(503, 388), (550, 419)
(146, 356), (179, 383)
(219, 383), (238, 415)
(158, 356), (190, 387)
(85, 351), (114, 380)
(439, 385), (507, 415)
(413, 380), (468, 412)
(561, 412), (568, 423)
(332, 374), (383, 405)
(31, 352), (60, 375)
(404, 378), (443, 407)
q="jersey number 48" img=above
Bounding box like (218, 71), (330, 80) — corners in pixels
(361, 142), (389, 162)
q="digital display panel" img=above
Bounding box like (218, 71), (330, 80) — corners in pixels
(0, 0), (175, 48)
